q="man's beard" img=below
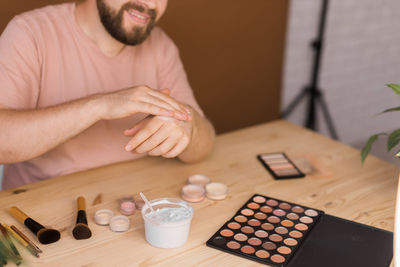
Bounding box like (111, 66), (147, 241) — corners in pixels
(96, 0), (157, 46)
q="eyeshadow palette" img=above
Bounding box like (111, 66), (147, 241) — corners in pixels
(206, 194), (393, 267)
(206, 194), (323, 266)
(257, 153), (305, 180)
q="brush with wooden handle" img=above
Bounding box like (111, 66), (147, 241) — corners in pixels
(72, 197), (92, 240)
(9, 207), (60, 245)
(11, 225), (42, 254)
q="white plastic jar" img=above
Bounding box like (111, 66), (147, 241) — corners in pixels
(141, 198), (193, 248)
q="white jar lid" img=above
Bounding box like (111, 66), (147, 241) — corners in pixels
(188, 174), (211, 187)
(181, 184), (205, 202)
(94, 209), (114, 226)
(205, 182), (228, 200)
(110, 215), (130, 232)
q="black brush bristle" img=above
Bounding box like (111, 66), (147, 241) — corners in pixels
(37, 228), (60, 244)
(72, 224), (92, 240)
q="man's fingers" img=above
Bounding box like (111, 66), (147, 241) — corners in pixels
(148, 133), (181, 156)
(148, 90), (187, 114)
(133, 101), (186, 120)
(158, 88), (191, 119)
(123, 118), (150, 136)
(143, 95), (177, 112)
(140, 96), (188, 121)
(125, 119), (164, 151)
(124, 127), (140, 136)
(136, 122), (180, 154)
(134, 102), (173, 117)
(160, 88), (170, 95)
(135, 123), (172, 153)
(163, 135), (190, 158)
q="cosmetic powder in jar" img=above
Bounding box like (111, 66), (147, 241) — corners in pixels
(94, 209), (114, 225)
(205, 182), (228, 200)
(187, 174), (211, 187)
(120, 196), (136, 216)
(181, 184), (205, 202)
(110, 215), (130, 232)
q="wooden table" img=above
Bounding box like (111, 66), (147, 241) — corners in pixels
(0, 120), (398, 266)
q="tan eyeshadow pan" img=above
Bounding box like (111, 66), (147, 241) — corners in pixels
(227, 241), (241, 250)
(227, 222), (241, 230)
(241, 245), (255, 254)
(234, 233), (248, 242)
(256, 250), (270, 259)
(254, 212), (267, 220)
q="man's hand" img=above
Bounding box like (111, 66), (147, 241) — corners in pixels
(0, 85), (193, 164)
(124, 115), (193, 158)
(97, 86), (191, 121)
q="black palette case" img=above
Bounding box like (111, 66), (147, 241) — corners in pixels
(207, 194), (393, 267)
(287, 214), (393, 267)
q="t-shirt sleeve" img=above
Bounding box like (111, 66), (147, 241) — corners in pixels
(0, 16), (40, 109)
(153, 28), (204, 117)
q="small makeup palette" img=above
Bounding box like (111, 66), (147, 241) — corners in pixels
(206, 194), (393, 267)
(257, 153), (305, 179)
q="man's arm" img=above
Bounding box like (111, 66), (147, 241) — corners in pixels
(0, 86), (191, 164)
(177, 106), (215, 163)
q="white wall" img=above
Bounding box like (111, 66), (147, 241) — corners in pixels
(282, 0), (400, 164)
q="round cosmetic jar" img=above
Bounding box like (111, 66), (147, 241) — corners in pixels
(181, 184), (205, 203)
(120, 196), (136, 216)
(135, 199), (146, 210)
(94, 209), (114, 226)
(205, 182), (229, 200)
(109, 215), (130, 232)
(187, 174), (211, 187)
(141, 198), (193, 248)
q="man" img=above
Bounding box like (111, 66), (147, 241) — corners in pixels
(0, 0), (215, 189)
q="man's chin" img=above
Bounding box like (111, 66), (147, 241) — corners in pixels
(121, 33), (149, 46)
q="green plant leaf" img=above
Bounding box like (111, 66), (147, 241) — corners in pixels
(382, 106), (400, 113)
(361, 133), (386, 164)
(387, 84), (400, 96)
(387, 129), (400, 151)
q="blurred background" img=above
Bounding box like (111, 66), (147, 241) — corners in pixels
(0, 0), (399, 189)
(282, 0), (400, 165)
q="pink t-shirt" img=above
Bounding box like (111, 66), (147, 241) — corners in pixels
(0, 3), (203, 189)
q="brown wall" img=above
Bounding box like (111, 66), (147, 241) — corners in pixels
(159, 1), (288, 133)
(0, 1), (288, 134)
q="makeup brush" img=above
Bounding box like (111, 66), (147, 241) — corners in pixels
(9, 206), (60, 245)
(3, 224), (39, 258)
(0, 224), (22, 264)
(11, 225), (42, 254)
(72, 197), (92, 240)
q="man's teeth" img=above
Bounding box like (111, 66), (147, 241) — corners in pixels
(128, 10), (146, 20)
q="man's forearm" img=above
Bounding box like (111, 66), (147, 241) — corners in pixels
(0, 96), (102, 164)
(0, 85), (191, 164)
(178, 108), (215, 163)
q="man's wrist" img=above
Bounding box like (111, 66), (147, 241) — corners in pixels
(86, 93), (108, 121)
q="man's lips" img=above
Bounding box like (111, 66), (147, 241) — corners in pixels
(125, 8), (150, 25)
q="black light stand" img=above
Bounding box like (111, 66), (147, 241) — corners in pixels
(281, 0), (338, 140)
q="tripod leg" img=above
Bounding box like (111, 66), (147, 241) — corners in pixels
(306, 88), (317, 130)
(317, 94), (339, 140)
(281, 88), (309, 118)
